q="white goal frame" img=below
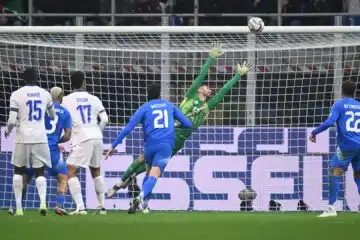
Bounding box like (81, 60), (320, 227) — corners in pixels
(0, 25), (356, 123)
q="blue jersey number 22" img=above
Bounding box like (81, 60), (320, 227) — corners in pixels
(345, 111), (360, 133)
(77, 105), (91, 124)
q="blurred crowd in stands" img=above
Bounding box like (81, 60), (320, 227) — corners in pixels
(0, 0), (357, 26)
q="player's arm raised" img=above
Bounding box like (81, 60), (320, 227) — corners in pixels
(105, 105), (145, 159)
(184, 42), (223, 98)
(309, 102), (340, 143)
(5, 92), (19, 138)
(207, 62), (252, 110)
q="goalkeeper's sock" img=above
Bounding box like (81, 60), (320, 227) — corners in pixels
(93, 176), (105, 208)
(56, 193), (65, 208)
(35, 176), (47, 206)
(354, 177), (360, 195)
(13, 174), (23, 210)
(68, 177), (85, 210)
(121, 160), (143, 182)
(329, 176), (341, 205)
(141, 176), (157, 199)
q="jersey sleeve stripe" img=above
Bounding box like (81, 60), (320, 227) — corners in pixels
(99, 109), (105, 114)
(10, 107), (18, 112)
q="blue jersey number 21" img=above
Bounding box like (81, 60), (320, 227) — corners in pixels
(26, 100), (42, 121)
(153, 109), (169, 128)
(77, 105), (91, 124)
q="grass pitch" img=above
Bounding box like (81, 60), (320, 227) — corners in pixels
(1, 210), (359, 240)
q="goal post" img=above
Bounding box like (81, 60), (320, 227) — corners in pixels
(0, 26), (360, 211)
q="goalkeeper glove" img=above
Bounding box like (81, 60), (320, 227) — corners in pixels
(236, 62), (253, 76)
(209, 42), (224, 58)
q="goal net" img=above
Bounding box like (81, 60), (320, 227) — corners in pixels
(0, 26), (359, 211)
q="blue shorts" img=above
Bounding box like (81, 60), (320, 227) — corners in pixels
(331, 147), (360, 172)
(47, 150), (68, 177)
(144, 143), (172, 172)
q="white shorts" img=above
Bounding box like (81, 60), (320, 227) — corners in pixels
(11, 143), (51, 169)
(66, 139), (103, 168)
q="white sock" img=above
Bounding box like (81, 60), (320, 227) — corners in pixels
(143, 199), (149, 208)
(13, 174), (23, 210)
(93, 176), (105, 208)
(68, 177), (85, 210)
(35, 176), (47, 206)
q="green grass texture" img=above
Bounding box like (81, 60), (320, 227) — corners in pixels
(1, 210), (359, 240)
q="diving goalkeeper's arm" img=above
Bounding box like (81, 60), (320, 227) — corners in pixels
(184, 42), (223, 98)
(206, 62), (253, 110)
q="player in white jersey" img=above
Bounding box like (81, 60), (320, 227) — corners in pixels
(62, 71), (108, 215)
(5, 68), (55, 216)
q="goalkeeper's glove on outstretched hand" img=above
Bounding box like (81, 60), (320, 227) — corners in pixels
(209, 42), (224, 58)
(236, 62), (253, 76)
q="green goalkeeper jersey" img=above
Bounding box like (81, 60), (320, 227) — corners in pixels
(175, 56), (242, 140)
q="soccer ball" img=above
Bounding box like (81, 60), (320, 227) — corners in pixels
(248, 17), (264, 33)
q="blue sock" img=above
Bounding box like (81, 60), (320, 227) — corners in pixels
(142, 175), (149, 188)
(56, 193), (65, 208)
(354, 178), (360, 194)
(329, 176), (341, 205)
(142, 176), (157, 200)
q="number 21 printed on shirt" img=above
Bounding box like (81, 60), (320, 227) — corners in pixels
(153, 109), (169, 128)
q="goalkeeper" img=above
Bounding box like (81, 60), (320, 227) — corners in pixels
(107, 43), (252, 198)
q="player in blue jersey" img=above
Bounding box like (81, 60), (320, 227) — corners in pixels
(45, 86), (72, 215)
(105, 83), (192, 214)
(310, 80), (360, 217)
